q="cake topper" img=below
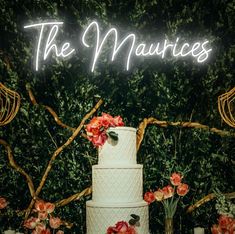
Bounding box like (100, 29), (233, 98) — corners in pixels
(85, 112), (124, 147)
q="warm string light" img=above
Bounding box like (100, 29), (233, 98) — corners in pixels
(24, 20), (212, 72)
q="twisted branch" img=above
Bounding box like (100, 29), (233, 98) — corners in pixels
(0, 139), (35, 197)
(218, 87), (235, 128)
(0, 82), (21, 126)
(24, 99), (103, 219)
(136, 117), (235, 151)
(187, 192), (235, 213)
(55, 186), (92, 207)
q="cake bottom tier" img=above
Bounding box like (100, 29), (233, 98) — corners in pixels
(86, 201), (149, 234)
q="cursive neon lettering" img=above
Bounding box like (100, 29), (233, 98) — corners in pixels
(24, 22), (75, 71)
(24, 20), (212, 71)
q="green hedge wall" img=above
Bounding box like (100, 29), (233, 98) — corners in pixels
(0, 0), (234, 233)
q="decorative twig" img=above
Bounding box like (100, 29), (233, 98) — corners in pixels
(218, 87), (235, 128)
(136, 117), (235, 151)
(26, 84), (88, 139)
(24, 99), (103, 219)
(55, 186), (92, 207)
(187, 192), (235, 213)
(0, 139), (35, 197)
(0, 82), (21, 126)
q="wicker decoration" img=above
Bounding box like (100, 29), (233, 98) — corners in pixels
(218, 87), (235, 128)
(0, 82), (21, 126)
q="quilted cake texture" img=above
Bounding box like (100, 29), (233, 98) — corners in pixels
(86, 127), (149, 234)
(98, 127), (136, 165)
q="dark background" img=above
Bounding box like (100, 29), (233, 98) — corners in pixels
(0, 0), (234, 233)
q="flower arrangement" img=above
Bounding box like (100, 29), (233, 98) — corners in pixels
(24, 200), (65, 234)
(85, 113), (124, 147)
(144, 172), (189, 218)
(106, 214), (140, 234)
(211, 189), (235, 233)
(211, 215), (235, 233)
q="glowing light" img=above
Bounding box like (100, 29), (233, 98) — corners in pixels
(24, 20), (212, 71)
(82, 21), (135, 71)
(82, 21), (212, 71)
(24, 22), (75, 71)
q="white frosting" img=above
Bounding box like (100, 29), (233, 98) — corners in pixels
(92, 165), (143, 203)
(86, 201), (149, 234)
(98, 127), (136, 165)
(86, 127), (149, 233)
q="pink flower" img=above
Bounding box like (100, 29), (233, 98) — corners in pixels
(24, 217), (39, 229)
(56, 231), (64, 234)
(170, 172), (182, 186)
(86, 117), (102, 134)
(107, 226), (115, 234)
(0, 197), (8, 209)
(218, 215), (233, 231)
(91, 132), (108, 146)
(49, 216), (62, 229)
(115, 221), (129, 232)
(107, 221), (137, 234)
(154, 190), (164, 201)
(162, 185), (174, 199)
(144, 191), (155, 204)
(40, 229), (51, 234)
(86, 113), (125, 147)
(35, 200), (46, 212)
(228, 219), (235, 233)
(125, 226), (137, 234)
(211, 224), (222, 234)
(113, 116), (124, 127)
(45, 202), (55, 213)
(101, 113), (115, 128)
(176, 183), (189, 196)
(38, 211), (48, 220)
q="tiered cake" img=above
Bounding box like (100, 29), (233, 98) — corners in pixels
(86, 127), (149, 234)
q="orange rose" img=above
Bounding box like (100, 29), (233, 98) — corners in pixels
(0, 197), (8, 209)
(170, 172), (182, 186)
(144, 191), (155, 204)
(50, 216), (62, 229)
(177, 183), (189, 196)
(162, 185), (174, 199)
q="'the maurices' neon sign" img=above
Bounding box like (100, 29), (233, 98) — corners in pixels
(24, 21), (212, 71)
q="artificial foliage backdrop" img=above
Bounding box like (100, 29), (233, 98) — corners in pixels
(0, 0), (235, 233)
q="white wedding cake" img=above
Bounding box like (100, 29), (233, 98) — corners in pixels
(86, 127), (149, 234)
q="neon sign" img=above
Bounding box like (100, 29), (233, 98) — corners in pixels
(24, 21), (212, 71)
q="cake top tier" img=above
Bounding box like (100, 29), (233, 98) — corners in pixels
(98, 127), (137, 166)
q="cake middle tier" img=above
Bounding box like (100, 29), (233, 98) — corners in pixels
(92, 165), (143, 203)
